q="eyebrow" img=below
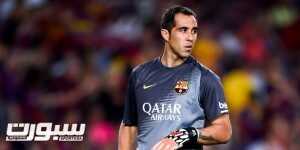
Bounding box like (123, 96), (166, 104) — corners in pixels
(177, 27), (188, 30)
(176, 26), (198, 30)
(192, 27), (198, 31)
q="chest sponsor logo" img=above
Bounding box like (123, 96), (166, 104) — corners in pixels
(174, 80), (188, 94)
(142, 103), (182, 121)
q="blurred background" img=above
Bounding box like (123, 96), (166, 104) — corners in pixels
(0, 0), (299, 149)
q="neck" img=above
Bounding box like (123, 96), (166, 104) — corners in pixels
(160, 44), (188, 68)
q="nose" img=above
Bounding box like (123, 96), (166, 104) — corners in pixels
(186, 32), (194, 42)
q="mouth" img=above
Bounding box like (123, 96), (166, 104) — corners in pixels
(184, 45), (193, 50)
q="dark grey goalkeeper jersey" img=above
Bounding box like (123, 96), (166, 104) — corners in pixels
(122, 56), (229, 150)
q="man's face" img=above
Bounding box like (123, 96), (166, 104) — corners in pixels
(167, 13), (198, 58)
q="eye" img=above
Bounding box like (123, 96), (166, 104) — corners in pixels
(192, 29), (198, 34)
(179, 28), (188, 32)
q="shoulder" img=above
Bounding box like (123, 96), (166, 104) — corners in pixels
(131, 58), (158, 75)
(189, 56), (221, 82)
(129, 58), (158, 84)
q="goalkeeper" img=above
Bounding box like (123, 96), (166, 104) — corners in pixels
(119, 5), (232, 150)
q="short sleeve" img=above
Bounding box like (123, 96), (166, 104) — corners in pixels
(200, 70), (229, 122)
(122, 71), (138, 126)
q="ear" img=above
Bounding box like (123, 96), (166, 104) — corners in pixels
(161, 29), (170, 42)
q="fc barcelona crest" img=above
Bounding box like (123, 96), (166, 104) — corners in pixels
(174, 80), (188, 94)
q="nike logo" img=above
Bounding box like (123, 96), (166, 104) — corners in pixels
(143, 84), (156, 90)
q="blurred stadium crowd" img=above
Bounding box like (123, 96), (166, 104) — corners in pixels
(0, 0), (299, 150)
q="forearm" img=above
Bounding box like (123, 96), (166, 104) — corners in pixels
(197, 115), (232, 145)
(156, 115), (231, 149)
(197, 124), (230, 144)
(118, 123), (137, 150)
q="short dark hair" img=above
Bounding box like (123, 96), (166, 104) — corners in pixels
(160, 5), (197, 32)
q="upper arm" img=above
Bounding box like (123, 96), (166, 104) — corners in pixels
(200, 70), (229, 122)
(122, 70), (138, 126)
(210, 114), (231, 130)
(119, 123), (138, 150)
(119, 122), (138, 136)
(119, 69), (139, 150)
(210, 114), (232, 141)
(197, 70), (232, 144)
